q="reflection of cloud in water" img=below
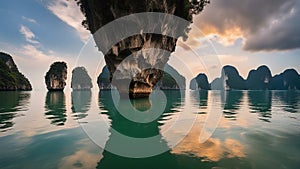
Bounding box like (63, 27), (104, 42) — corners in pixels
(172, 124), (245, 161)
(59, 149), (100, 169)
(56, 136), (102, 169)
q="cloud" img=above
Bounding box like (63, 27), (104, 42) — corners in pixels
(192, 0), (300, 51)
(218, 55), (248, 63)
(47, 0), (90, 41)
(22, 16), (37, 24)
(11, 44), (74, 90)
(19, 25), (39, 44)
(16, 44), (54, 62)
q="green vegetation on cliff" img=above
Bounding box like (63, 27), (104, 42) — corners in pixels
(0, 52), (32, 91)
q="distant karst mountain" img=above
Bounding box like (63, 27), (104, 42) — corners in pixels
(71, 67), (93, 90)
(270, 69), (300, 90)
(0, 52), (32, 91)
(190, 73), (210, 90)
(98, 64), (186, 90)
(191, 65), (300, 90)
(246, 65), (272, 90)
(209, 66), (245, 90)
(156, 64), (186, 90)
(45, 62), (67, 91)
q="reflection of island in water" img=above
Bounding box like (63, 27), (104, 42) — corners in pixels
(223, 91), (244, 120)
(194, 90), (297, 123)
(44, 91), (66, 126)
(248, 91), (272, 122)
(198, 90), (208, 114)
(274, 91), (300, 113)
(96, 90), (252, 169)
(71, 90), (92, 120)
(0, 91), (30, 132)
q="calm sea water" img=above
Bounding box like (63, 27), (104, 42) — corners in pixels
(0, 90), (299, 169)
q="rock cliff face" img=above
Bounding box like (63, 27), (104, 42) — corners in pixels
(45, 62), (67, 91)
(77, 0), (209, 98)
(246, 65), (272, 90)
(0, 52), (32, 91)
(71, 67), (93, 90)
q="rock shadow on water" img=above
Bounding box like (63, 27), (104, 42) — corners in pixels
(248, 91), (272, 122)
(71, 90), (92, 121)
(0, 91), (30, 132)
(44, 91), (67, 126)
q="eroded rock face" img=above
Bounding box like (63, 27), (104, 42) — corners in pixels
(45, 62), (67, 91)
(77, 0), (209, 98)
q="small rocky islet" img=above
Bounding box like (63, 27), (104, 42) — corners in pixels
(71, 66), (93, 90)
(45, 62), (68, 91)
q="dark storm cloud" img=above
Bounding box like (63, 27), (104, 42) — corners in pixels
(194, 0), (300, 51)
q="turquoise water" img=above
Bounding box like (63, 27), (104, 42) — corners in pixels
(0, 90), (299, 169)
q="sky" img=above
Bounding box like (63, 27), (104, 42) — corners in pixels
(0, 0), (299, 90)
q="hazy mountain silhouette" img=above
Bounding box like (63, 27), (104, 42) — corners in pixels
(192, 65), (300, 90)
